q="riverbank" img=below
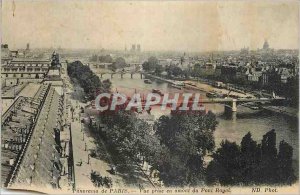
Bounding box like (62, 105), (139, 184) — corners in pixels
(263, 106), (298, 118)
(143, 73), (174, 84)
(144, 73), (254, 98)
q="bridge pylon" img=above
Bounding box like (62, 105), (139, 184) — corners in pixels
(232, 99), (237, 112)
(224, 99), (237, 114)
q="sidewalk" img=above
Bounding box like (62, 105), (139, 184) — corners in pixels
(69, 99), (127, 190)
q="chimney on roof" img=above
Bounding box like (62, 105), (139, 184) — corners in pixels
(9, 158), (14, 166)
(26, 176), (32, 185)
(30, 163), (35, 171)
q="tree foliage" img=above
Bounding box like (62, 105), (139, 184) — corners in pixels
(90, 54), (113, 63)
(99, 111), (160, 164)
(111, 57), (127, 71)
(193, 63), (202, 78)
(206, 140), (241, 185)
(99, 55), (113, 63)
(67, 61), (111, 100)
(152, 111), (218, 186)
(166, 65), (183, 78)
(142, 56), (163, 75)
(207, 130), (296, 186)
(286, 76), (299, 107)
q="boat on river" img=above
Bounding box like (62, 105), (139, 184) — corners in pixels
(171, 81), (185, 89)
(152, 89), (164, 96)
(206, 91), (222, 98)
(171, 84), (183, 90)
(144, 79), (152, 84)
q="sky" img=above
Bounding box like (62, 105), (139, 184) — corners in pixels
(1, 0), (299, 52)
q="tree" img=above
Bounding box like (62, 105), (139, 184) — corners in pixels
(153, 111), (218, 186)
(240, 132), (260, 185)
(259, 129), (277, 184)
(193, 63), (202, 78)
(277, 140), (296, 185)
(206, 140), (241, 186)
(172, 66), (183, 77)
(67, 61), (111, 100)
(207, 130), (296, 186)
(142, 61), (151, 71)
(285, 76), (299, 108)
(111, 57), (126, 71)
(142, 56), (160, 72)
(99, 55), (113, 63)
(148, 56), (159, 68)
(90, 54), (98, 62)
(154, 64), (164, 75)
(99, 111), (161, 165)
(166, 65), (183, 78)
(182, 69), (191, 79)
(101, 79), (112, 93)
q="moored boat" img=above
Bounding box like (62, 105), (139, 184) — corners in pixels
(206, 92), (220, 98)
(144, 79), (152, 84)
(171, 84), (182, 90)
(152, 89), (164, 96)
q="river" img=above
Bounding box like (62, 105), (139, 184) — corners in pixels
(99, 73), (299, 168)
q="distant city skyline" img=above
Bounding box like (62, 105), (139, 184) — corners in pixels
(2, 0), (299, 52)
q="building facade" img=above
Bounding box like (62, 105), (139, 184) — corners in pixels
(1, 59), (51, 86)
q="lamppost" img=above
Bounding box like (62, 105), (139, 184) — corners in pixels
(71, 107), (74, 121)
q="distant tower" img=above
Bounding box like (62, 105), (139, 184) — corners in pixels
(137, 44), (141, 52)
(125, 45), (127, 52)
(1, 44), (8, 48)
(263, 40), (269, 50)
(131, 44), (136, 52)
(26, 43), (30, 50)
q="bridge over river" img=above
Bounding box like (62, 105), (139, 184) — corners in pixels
(143, 97), (286, 114)
(98, 70), (144, 79)
(196, 97), (285, 113)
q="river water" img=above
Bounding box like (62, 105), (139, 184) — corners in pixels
(99, 74), (299, 165)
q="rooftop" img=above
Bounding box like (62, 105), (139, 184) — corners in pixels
(11, 58), (50, 63)
(8, 86), (63, 189)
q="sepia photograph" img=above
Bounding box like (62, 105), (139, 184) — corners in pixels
(1, 0), (299, 194)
